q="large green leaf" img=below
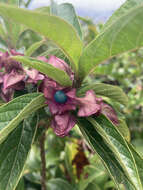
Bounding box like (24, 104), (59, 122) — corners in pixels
(15, 178), (25, 190)
(88, 115), (143, 190)
(0, 3), (83, 72)
(12, 55), (72, 87)
(103, 0), (143, 31)
(0, 93), (45, 144)
(79, 2), (143, 80)
(0, 114), (38, 190)
(35, 6), (50, 13)
(78, 118), (135, 190)
(128, 144), (143, 186)
(50, 1), (82, 40)
(77, 83), (128, 106)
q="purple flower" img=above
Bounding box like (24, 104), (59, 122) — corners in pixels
(38, 55), (74, 81)
(0, 50), (44, 102)
(0, 50), (118, 136)
(0, 50), (25, 101)
(52, 113), (76, 137)
(40, 55), (118, 137)
(25, 68), (44, 84)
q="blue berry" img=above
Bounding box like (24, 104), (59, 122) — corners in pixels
(54, 90), (68, 104)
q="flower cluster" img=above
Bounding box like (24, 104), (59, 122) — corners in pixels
(39, 56), (119, 137)
(0, 51), (118, 137)
(0, 50), (44, 102)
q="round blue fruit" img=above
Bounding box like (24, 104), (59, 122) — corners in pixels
(54, 90), (68, 104)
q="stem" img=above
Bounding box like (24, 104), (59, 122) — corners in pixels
(39, 131), (47, 190)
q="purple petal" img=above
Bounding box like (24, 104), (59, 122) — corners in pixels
(36, 74), (45, 81)
(66, 88), (76, 99)
(43, 77), (63, 90)
(48, 55), (68, 71)
(51, 112), (76, 137)
(101, 103), (119, 125)
(11, 81), (25, 90)
(10, 49), (24, 56)
(3, 70), (25, 90)
(76, 90), (101, 117)
(37, 56), (49, 63)
(38, 56), (74, 85)
(25, 68), (44, 83)
(47, 98), (76, 115)
(25, 68), (39, 79)
(42, 85), (55, 100)
(4, 59), (23, 73)
(0, 87), (14, 102)
(0, 73), (4, 83)
(46, 88), (77, 115)
(48, 56), (74, 81)
(47, 101), (59, 115)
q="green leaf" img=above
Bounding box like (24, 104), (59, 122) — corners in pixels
(50, 1), (82, 40)
(46, 179), (73, 190)
(25, 40), (45, 56)
(0, 114), (38, 190)
(117, 119), (131, 142)
(88, 115), (143, 190)
(35, 6), (50, 13)
(132, 139), (143, 157)
(0, 93), (45, 144)
(78, 117), (135, 190)
(0, 23), (6, 40)
(79, 2), (143, 80)
(77, 83), (128, 106)
(128, 144), (143, 185)
(0, 3), (83, 72)
(12, 55), (72, 87)
(103, 0), (143, 31)
(16, 178), (25, 190)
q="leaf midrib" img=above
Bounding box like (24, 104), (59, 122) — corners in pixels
(89, 117), (142, 190)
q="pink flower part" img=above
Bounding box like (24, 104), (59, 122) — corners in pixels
(10, 49), (24, 56)
(52, 112), (76, 137)
(25, 68), (44, 83)
(0, 88), (14, 102)
(76, 90), (101, 117)
(46, 88), (77, 115)
(0, 73), (4, 83)
(48, 55), (74, 81)
(101, 103), (119, 125)
(3, 70), (25, 90)
(37, 56), (48, 63)
(38, 55), (74, 81)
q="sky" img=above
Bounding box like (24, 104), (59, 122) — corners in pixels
(30, 0), (126, 11)
(29, 0), (126, 22)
